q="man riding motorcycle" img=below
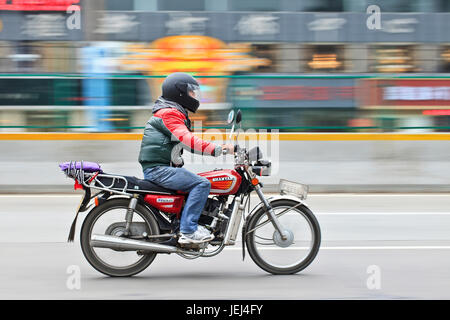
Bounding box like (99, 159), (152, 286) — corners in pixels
(139, 72), (234, 245)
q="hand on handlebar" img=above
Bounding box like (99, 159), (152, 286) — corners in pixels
(221, 144), (235, 155)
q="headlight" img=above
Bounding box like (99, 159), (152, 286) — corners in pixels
(252, 161), (271, 176)
(279, 179), (308, 200)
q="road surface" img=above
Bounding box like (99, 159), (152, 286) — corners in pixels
(1, 193), (450, 299)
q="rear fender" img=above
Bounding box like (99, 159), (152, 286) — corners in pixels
(78, 187), (92, 212)
(67, 187), (92, 242)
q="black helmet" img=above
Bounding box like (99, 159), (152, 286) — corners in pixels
(162, 72), (201, 113)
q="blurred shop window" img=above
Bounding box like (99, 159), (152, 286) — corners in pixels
(0, 42), (15, 73)
(377, 116), (397, 132)
(228, 0), (345, 12)
(440, 47), (450, 73)
(201, 109), (231, 128)
(348, 118), (375, 129)
(293, 108), (357, 132)
(189, 109), (232, 129)
(305, 45), (345, 72)
(299, 0), (343, 12)
(8, 41), (41, 73)
(134, 0), (157, 10)
(105, 0), (134, 10)
(25, 111), (69, 132)
(432, 115), (450, 132)
(40, 42), (78, 74)
(371, 0), (436, 12)
(157, 0), (205, 11)
(439, 0), (450, 12)
(237, 108), (359, 132)
(249, 44), (279, 73)
(369, 46), (418, 73)
(228, 0), (280, 11)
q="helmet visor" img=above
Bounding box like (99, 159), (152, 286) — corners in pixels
(187, 83), (201, 101)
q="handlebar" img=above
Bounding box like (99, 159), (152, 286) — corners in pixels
(221, 144), (241, 155)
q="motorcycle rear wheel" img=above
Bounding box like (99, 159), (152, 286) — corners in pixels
(245, 199), (321, 275)
(80, 198), (160, 277)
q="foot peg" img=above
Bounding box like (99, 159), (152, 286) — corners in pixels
(177, 242), (209, 250)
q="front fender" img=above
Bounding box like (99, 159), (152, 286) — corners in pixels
(246, 194), (309, 219)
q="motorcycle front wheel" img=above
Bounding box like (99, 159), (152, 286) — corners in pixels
(245, 199), (321, 275)
(80, 198), (160, 277)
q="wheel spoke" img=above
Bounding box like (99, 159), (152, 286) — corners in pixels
(254, 241), (276, 245)
(255, 235), (273, 241)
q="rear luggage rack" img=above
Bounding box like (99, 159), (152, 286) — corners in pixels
(60, 160), (132, 196)
(60, 160), (174, 196)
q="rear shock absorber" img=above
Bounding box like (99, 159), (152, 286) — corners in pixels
(124, 194), (139, 236)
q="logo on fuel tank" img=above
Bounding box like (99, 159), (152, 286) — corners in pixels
(156, 198), (175, 203)
(212, 176), (234, 182)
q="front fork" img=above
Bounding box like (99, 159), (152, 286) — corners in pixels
(245, 165), (287, 241)
(254, 184), (288, 240)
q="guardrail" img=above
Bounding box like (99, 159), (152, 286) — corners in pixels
(1, 133), (450, 192)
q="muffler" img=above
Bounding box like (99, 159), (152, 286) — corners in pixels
(90, 234), (178, 254)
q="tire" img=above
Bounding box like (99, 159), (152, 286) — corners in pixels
(80, 198), (160, 277)
(245, 199), (321, 275)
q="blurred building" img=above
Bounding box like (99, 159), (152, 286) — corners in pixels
(0, 0), (449, 132)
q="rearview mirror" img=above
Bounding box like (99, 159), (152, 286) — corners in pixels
(236, 109), (242, 124)
(227, 110), (235, 124)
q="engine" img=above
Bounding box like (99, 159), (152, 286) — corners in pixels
(198, 197), (230, 242)
(198, 197), (222, 225)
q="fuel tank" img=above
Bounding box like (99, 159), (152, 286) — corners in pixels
(198, 169), (242, 195)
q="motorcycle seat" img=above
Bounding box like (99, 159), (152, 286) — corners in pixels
(95, 174), (177, 194)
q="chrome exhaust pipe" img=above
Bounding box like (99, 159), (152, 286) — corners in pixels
(90, 234), (178, 254)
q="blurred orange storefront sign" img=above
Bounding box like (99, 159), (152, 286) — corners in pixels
(359, 79), (450, 109)
(120, 35), (269, 105)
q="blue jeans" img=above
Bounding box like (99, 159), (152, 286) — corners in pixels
(143, 166), (211, 234)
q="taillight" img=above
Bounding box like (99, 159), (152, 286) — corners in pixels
(74, 180), (83, 190)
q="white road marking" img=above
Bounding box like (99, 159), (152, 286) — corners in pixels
(2, 193), (450, 198)
(315, 212), (450, 215)
(257, 211), (450, 215)
(43, 243), (450, 250)
(1, 194), (450, 215)
(309, 193), (450, 197)
(224, 246), (450, 250)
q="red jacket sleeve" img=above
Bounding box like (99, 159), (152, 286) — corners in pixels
(157, 109), (219, 156)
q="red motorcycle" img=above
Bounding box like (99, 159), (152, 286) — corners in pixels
(59, 110), (321, 276)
